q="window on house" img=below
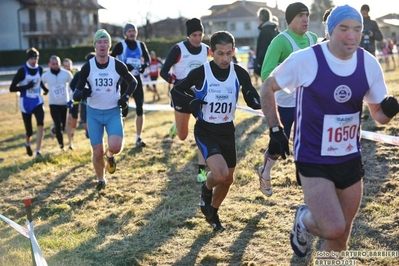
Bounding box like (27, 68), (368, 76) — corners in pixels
(216, 22), (227, 31)
(46, 10), (52, 31)
(61, 10), (68, 28)
(29, 9), (36, 31)
(230, 23), (236, 31)
(244, 22), (251, 30)
(93, 13), (98, 25)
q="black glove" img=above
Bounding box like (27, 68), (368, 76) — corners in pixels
(243, 87), (261, 109)
(81, 87), (92, 98)
(118, 96), (129, 109)
(189, 99), (207, 118)
(27, 80), (35, 88)
(268, 126), (290, 159)
(139, 64), (147, 74)
(380, 96), (399, 118)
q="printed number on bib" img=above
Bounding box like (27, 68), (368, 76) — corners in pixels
(321, 112), (359, 156)
(52, 84), (66, 99)
(26, 82), (41, 98)
(209, 102), (233, 114)
(95, 78), (114, 87)
(127, 58), (141, 76)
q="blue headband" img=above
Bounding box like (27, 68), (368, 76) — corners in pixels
(326, 5), (363, 36)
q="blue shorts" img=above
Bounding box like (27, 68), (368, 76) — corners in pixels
(86, 106), (123, 146)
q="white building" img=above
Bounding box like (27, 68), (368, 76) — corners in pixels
(0, 0), (103, 51)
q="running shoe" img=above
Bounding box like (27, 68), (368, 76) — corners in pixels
(169, 123), (177, 139)
(96, 180), (106, 191)
(105, 155), (116, 174)
(290, 205), (311, 257)
(136, 138), (146, 147)
(210, 213), (225, 232)
(200, 183), (213, 220)
(196, 169), (207, 183)
(258, 152), (273, 196)
(25, 144), (33, 156)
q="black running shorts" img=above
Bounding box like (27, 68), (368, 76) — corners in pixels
(194, 120), (236, 168)
(295, 156), (364, 189)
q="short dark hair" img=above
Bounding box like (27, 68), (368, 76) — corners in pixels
(210, 31), (235, 52)
(322, 7), (334, 23)
(26, 47), (39, 59)
(257, 8), (271, 22)
(361, 4), (370, 11)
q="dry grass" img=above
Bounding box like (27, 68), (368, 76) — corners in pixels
(1, 66), (399, 266)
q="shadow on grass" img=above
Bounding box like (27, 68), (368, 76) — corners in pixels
(286, 107), (399, 264)
(40, 112), (269, 265)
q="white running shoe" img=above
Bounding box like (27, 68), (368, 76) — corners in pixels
(258, 151), (274, 196)
(290, 205), (311, 257)
(258, 166), (272, 196)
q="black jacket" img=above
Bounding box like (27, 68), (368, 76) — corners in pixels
(255, 21), (278, 76)
(360, 16), (383, 55)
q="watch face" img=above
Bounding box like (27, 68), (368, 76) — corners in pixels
(272, 126), (279, 132)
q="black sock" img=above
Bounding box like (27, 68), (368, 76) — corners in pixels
(213, 207), (218, 216)
(202, 183), (212, 194)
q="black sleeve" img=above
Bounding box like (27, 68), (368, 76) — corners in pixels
(115, 59), (137, 97)
(110, 42), (123, 57)
(9, 67), (27, 92)
(38, 67), (47, 92)
(160, 44), (181, 83)
(255, 28), (275, 74)
(73, 62), (90, 101)
(69, 71), (80, 91)
(171, 66), (205, 103)
(235, 64), (261, 109)
(372, 21), (383, 42)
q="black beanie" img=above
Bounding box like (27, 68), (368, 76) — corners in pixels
(285, 2), (309, 25)
(185, 18), (203, 36)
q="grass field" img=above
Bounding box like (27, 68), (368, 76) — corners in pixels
(0, 65), (399, 266)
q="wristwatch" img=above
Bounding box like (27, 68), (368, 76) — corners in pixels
(271, 126), (280, 133)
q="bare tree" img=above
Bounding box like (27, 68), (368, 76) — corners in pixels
(310, 0), (335, 21)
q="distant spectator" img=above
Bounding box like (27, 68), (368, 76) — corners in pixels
(359, 4), (383, 56)
(322, 7), (333, 41)
(381, 39), (396, 70)
(247, 50), (258, 85)
(254, 7), (279, 76)
(148, 51), (163, 101)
